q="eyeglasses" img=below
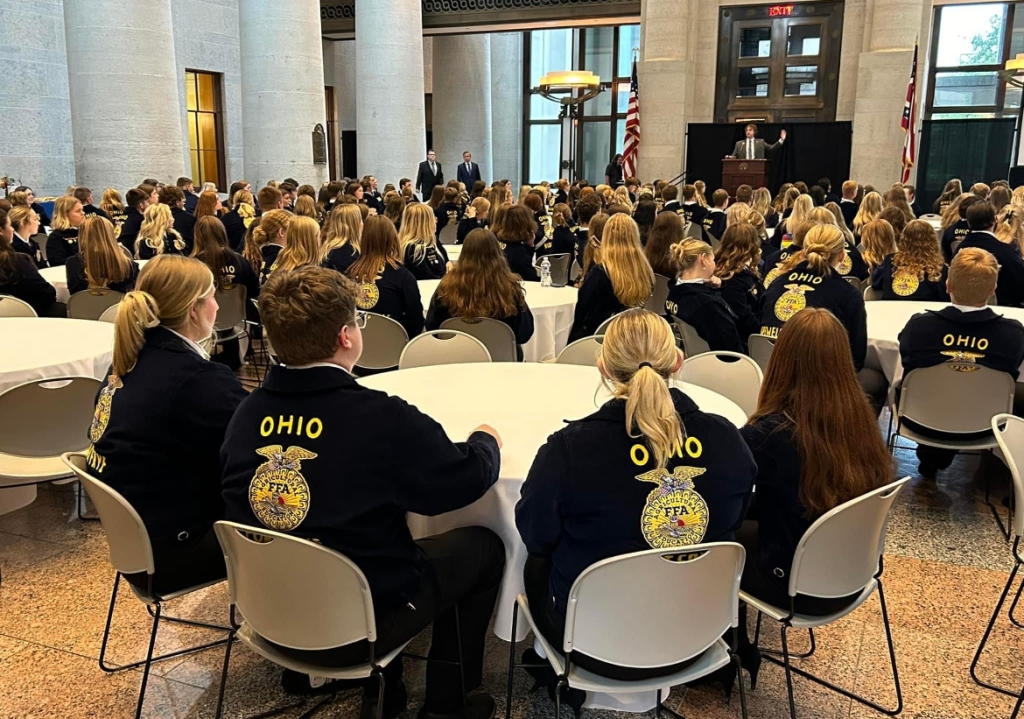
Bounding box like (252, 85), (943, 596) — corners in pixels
(355, 311), (368, 329)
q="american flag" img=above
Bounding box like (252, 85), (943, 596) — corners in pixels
(622, 59), (640, 179)
(901, 41), (918, 184)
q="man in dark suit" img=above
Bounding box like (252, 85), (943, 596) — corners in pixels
(457, 151), (482, 188)
(416, 150), (444, 201)
(729, 123), (787, 160)
(178, 177), (199, 213)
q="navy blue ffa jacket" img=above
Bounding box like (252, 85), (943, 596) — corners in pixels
(45, 228), (79, 267)
(719, 268), (764, 341)
(501, 241), (539, 282)
(681, 202), (708, 227)
(703, 209), (727, 239)
(352, 263), (424, 339)
(403, 243), (449, 280)
(83, 204), (111, 222)
(65, 253), (139, 296)
(86, 327), (246, 550)
(0, 254), (56, 314)
(898, 306), (1024, 380)
(221, 208), (252, 252)
(107, 208), (128, 236)
(759, 261), (868, 369)
(434, 202), (463, 236)
(137, 232), (187, 260)
(221, 365), (501, 610)
(260, 243), (283, 283)
(871, 256), (949, 302)
(215, 249), (260, 303)
(323, 244), (359, 275)
(761, 246), (800, 288)
(666, 281), (745, 354)
(568, 265), (629, 342)
(955, 231), (1024, 307)
(534, 226), (576, 261)
(573, 228), (589, 270)
(661, 200), (682, 216)
(517, 388), (756, 614)
(185, 192), (199, 214)
(941, 219), (970, 262)
(12, 233), (44, 267)
(837, 240), (868, 281)
(425, 292), (535, 360)
(839, 200), (857, 228)
(118, 207), (144, 255)
(171, 207), (197, 246)
(456, 217), (485, 244)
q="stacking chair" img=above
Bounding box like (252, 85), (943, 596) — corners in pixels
(441, 317), (518, 362)
(681, 352), (763, 418)
(0, 294), (37, 317)
(971, 414), (1024, 701)
(671, 317), (711, 357)
(62, 453), (231, 719)
(645, 275), (672, 314)
(570, 260), (582, 283)
(506, 544), (749, 719)
(863, 286), (883, 301)
(556, 336), (603, 366)
(538, 253), (571, 287)
(355, 312), (409, 373)
(843, 276), (866, 290)
(747, 334), (775, 374)
(98, 304), (120, 323)
(594, 311), (628, 336)
(745, 477), (910, 719)
(67, 289), (124, 321)
(213, 284), (248, 343)
(683, 221), (704, 240)
(438, 224), (459, 246)
(398, 330), (491, 369)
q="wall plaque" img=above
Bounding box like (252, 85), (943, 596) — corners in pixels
(312, 124), (327, 164)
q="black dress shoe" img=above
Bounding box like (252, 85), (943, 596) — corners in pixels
(418, 693), (496, 719)
(360, 679), (408, 719)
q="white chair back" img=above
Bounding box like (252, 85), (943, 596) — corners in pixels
(992, 414), (1024, 539)
(645, 274), (672, 313)
(0, 377), (101, 457)
(683, 222), (704, 240)
(565, 544), (744, 666)
(570, 260), (582, 282)
(557, 336), (603, 366)
(899, 365), (1014, 435)
(357, 312), (409, 370)
(539, 253), (571, 287)
(438, 224), (458, 246)
(681, 352), (763, 418)
(594, 311), (627, 336)
(440, 317), (518, 362)
(789, 477), (909, 599)
(0, 295), (38, 317)
(748, 334), (775, 374)
(98, 304), (120, 323)
(398, 330), (491, 369)
(215, 521), (379, 650)
(214, 284), (248, 333)
(671, 317), (711, 356)
(67, 289), (124, 321)
(62, 453), (155, 577)
(864, 286), (883, 301)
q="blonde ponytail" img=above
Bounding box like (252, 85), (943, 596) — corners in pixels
(670, 238), (713, 275)
(112, 291), (160, 376)
(600, 309), (684, 469)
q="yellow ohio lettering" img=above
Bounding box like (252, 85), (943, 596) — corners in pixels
(942, 334), (989, 351)
(629, 436), (703, 466)
(787, 273), (823, 285)
(259, 415), (324, 439)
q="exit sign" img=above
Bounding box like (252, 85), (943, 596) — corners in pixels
(769, 4), (795, 15)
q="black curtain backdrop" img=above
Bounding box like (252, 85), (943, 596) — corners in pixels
(916, 118), (1015, 212)
(685, 122), (853, 196)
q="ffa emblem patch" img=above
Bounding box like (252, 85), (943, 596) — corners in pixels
(249, 445), (316, 531)
(891, 272), (919, 297)
(356, 282), (379, 310)
(636, 466), (710, 548)
(774, 284), (813, 322)
(941, 350), (985, 372)
(837, 253), (852, 276)
(89, 375), (123, 443)
(173, 236), (185, 252)
(764, 267), (783, 287)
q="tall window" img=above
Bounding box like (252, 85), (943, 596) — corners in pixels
(522, 24), (640, 184)
(926, 2), (1024, 118)
(184, 71), (224, 188)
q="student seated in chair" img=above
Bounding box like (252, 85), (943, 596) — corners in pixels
(666, 238), (745, 354)
(898, 248), (1024, 479)
(955, 201), (1024, 307)
(221, 266), (504, 719)
(66, 215), (139, 296)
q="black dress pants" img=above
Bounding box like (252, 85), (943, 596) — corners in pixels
(123, 526), (227, 598)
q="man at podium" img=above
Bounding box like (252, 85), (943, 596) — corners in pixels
(729, 123), (787, 159)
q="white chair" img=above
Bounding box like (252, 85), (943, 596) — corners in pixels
(67, 289), (124, 321)
(843, 276), (865, 290)
(213, 284), (248, 343)
(506, 544), (749, 719)
(888, 365), (1014, 454)
(570, 260), (582, 283)
(863, 286), (883, 301)
(671, 317), (711, 357)
(0, 294), (37, 317)
(594, 311), (628, 336)
(644, 274), (672, 314)
(438, 223), (459, 246)
(681, 352), (763, 418)
(748, 334), (775, 375)
(556, 336), (603, 366)
(98, 304), (120, 323)
(213, 521), (428, 719)
(971, 414), (1024, 701)
(441, 317), (518, 362)
(683, 221), (704, 240)
(537, 253), (571, 287)
(61, 453), (231, 719)
(398, 330), (491, 369)
(356, 312), (409, 372)
(745, 477), (910, 719)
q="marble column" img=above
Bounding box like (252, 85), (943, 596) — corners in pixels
(432, 35), (493, 186)
(637, 0), (695, 183)
(63, 0), (184, 191)
(849, 0), (924, 187)
(239, 0), (327, 189)
(357, 0), (426, 186)
(489, 33), (523, 191)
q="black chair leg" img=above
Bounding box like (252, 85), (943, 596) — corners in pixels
(779, 625), (798, 719)
(134, 601), (161, 719)
(971, 560), (1023, 697)
(505, 603), (518, 719)
(77, 482), (98, 522)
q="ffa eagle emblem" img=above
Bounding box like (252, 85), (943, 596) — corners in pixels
(249, 445), (316, 531)
(837, 253), (852, 276)
(941, 350), (985, 372)
(356, 282), (379, 310)
(764, 267), (783, 287)
(89, 375), (123, 442)
(636, 466), (710, 548)
(891, 272), (919, 297)
(774, 284), (813, 321)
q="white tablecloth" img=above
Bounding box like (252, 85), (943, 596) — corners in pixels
(40, 259), (147, 303)
(867, 301), (1024, 383)
(418, 280), (577, 362)
(443, 245), (461, 262)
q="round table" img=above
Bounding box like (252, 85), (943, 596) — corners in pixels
(867, 301), (1024, 382)
(443, 245), (461, 262)
(40, 259), (147, 303)
(0, 318), (114, 514)
(418, 280), (577, 362)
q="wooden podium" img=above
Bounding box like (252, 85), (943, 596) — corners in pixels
(722, 158), (768, 196)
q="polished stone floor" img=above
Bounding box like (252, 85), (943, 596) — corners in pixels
(0, 424), (1022, 718)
